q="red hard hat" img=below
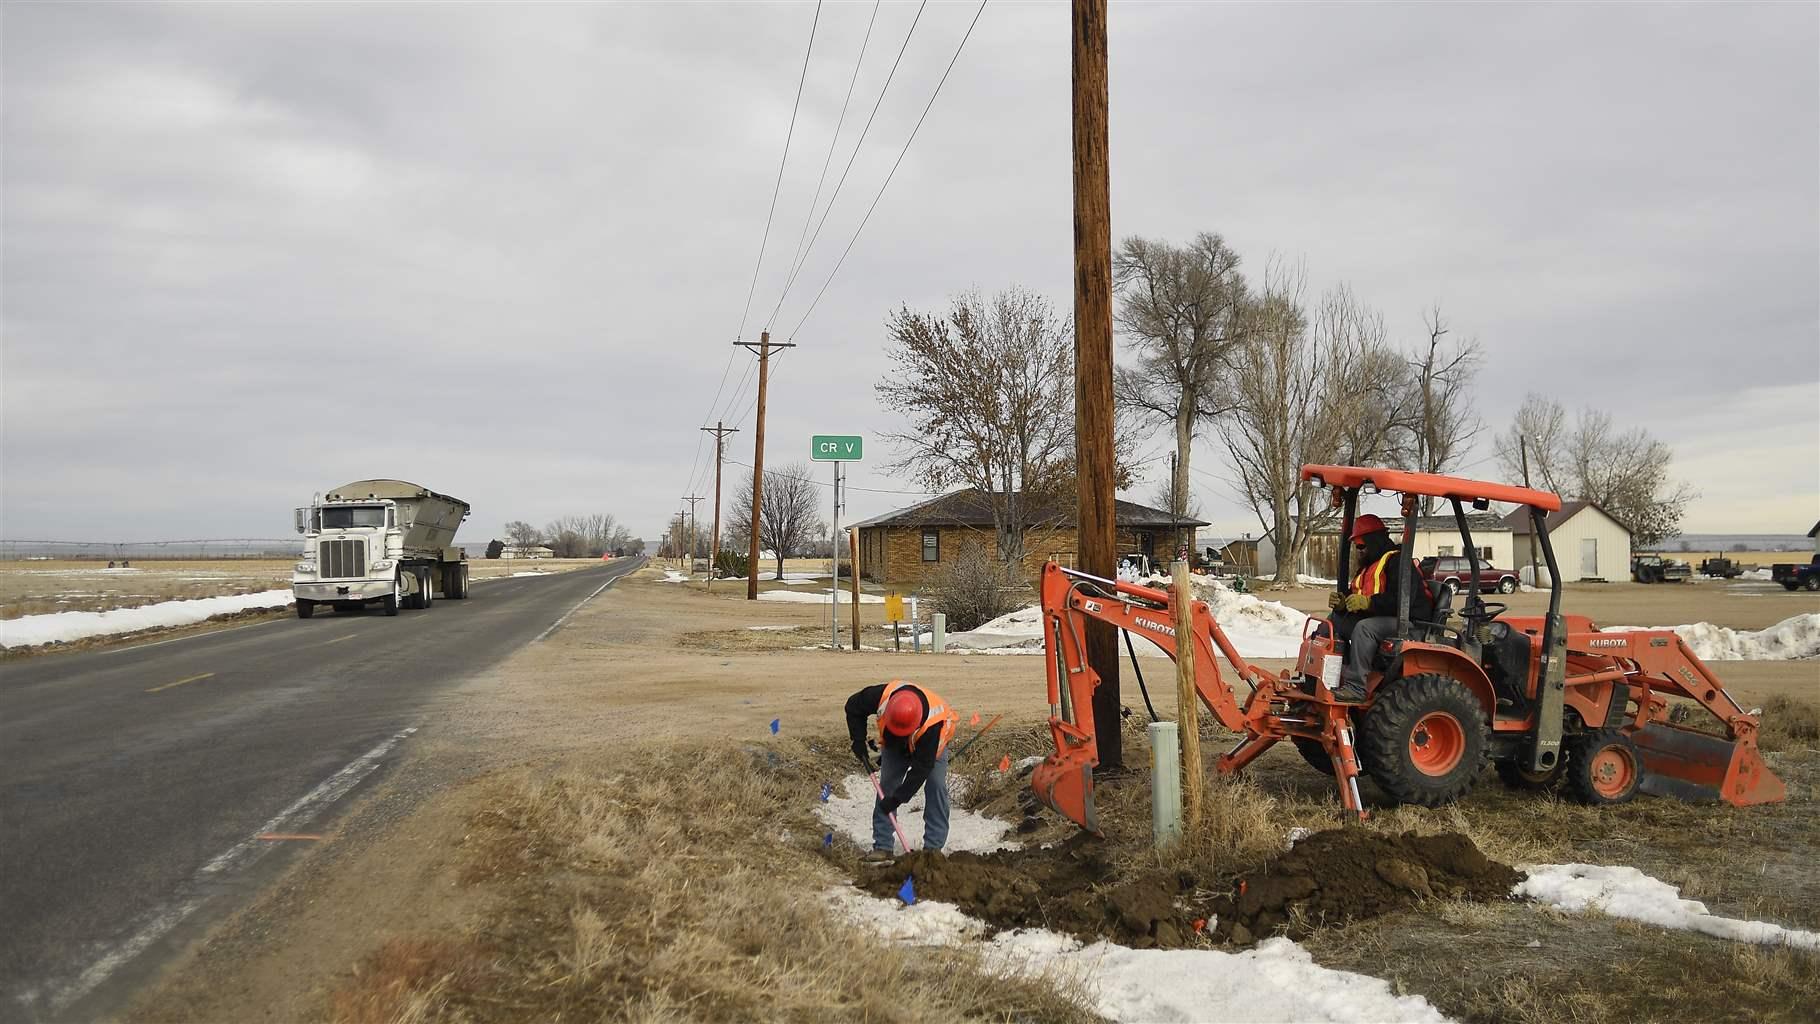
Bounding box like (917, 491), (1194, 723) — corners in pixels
(883, 689), (923, 736)
(1350, 513), (1388, 542)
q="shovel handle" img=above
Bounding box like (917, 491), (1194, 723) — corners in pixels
(868, 770), (916, 854)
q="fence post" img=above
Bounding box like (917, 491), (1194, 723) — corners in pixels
(1150, 721), (1182, 846)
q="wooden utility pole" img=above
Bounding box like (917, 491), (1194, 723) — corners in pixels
(1520, 435), (1542, 585)
(1172, 559), (1203, 828)
(682, 495), (705, 576)
(735, 331), (796, 599)
(1073, 0), (1120, 769)
(701, 422), (739, 591)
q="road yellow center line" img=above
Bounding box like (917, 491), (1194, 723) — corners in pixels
(322, 633), (360, 645)
(146, 672), (216, 694)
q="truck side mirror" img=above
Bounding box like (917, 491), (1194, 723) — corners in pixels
(294, 508), (307, 534)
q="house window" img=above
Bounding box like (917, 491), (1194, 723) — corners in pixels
(922, 529), (940, 563)
(1438, 545), (1455, 556)
(1479, 547), (1493, 562)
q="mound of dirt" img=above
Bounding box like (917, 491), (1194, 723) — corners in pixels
(853, 841), (1202, 949)
(1207, 829), (1520, 944)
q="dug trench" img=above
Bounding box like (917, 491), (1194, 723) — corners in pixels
(848, 827), (1521, 950)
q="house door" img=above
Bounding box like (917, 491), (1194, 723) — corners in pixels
(1580, 538), (1598, 578)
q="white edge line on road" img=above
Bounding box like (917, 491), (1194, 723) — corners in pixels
(533, 567), (631, 643)
(47, 726), (419, 1014)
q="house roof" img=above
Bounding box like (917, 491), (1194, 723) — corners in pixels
(1808, 521), (1819, 539)
(1503, 500), (1634, 537)
(850, 488), (1209, 530)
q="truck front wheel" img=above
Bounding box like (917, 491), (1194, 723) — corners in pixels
(1806, 576), (1819, 593)
(384, 573), (401, 616)
(296, 599), (315, 619)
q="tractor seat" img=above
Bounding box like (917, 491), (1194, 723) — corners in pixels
(1409, 582), (1456, 645)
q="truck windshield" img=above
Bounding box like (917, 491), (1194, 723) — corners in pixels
(320, 506), (386, 529)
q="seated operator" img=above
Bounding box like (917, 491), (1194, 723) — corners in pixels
(1325, 514), (1433, 701)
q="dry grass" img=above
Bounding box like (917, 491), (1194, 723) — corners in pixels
(329, 740), (1097, 1024)
(0, 559), (294, 619)
(1759, 695), (1820, 753)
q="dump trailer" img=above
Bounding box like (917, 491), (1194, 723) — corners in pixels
(291, 479), (471, 618)
(1032, 464), (1786, 832)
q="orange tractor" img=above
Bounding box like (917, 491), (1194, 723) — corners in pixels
(1032, 464), (1786, 831)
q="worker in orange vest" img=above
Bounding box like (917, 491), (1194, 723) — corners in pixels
(1326, 514), (1433, 701)
(845, 680), (960, 862)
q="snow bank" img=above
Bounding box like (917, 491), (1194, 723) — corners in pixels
(826, 889), (1450, 1023)
(1518, 864), (1819, 950)
(1605, 613), (1820, 661)
(1742, 568), (1772, 581)
(945, 575), (1310, 660)
(816, 773), (1018, 854)
(757, 589), (885, 605)
(0, 590), (293, 648)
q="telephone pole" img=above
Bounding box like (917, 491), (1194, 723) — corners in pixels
(682, 495), (705, 576)
(1073, 0), (1120, 769)
(701, 422), (739, 591)
(1520, 435), (1541, 586)
(736, 331), (796, 599)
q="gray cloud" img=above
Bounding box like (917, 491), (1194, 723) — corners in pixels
(4, 2), (1814, 543)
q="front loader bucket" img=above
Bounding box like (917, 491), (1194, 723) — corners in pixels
(1032, 752), (1101, 835)
(1634, 723), (1787, 806)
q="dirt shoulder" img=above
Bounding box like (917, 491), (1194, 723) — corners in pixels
(127, 565), (1820, 1023)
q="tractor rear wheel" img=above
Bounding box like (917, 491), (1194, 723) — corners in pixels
(1360, 674), (1489, 806)
(1292, 737), (1334, 775)
(1565, 730), (1642, 805)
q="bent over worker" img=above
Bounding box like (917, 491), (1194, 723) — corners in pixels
(1326, 514), (1434, 702)
(844, 680), (959, 862)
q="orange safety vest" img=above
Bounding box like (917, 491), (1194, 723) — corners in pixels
(876, 680), (960, 757)
(1351, 551), (1397, 600)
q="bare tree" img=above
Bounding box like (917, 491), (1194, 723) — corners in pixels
(727, 462), (825, 581)
(1408, 306), (1483, 510)
(877, 287), (1077, 564)
(1212, 265), (1413, 586)
(503, 520), (542, 553)
(1496, 395), (1695, 544)
(1112, 232), (1250, 518)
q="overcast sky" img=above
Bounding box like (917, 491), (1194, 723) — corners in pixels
(4, 2), (1816, 546)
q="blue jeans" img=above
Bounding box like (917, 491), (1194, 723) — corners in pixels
(873, 746), (949, 852)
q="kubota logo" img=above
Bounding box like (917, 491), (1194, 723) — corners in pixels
(1135, 616), (1176, 637)
(1587, 638), (1628, 648)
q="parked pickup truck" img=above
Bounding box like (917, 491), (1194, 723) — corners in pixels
(1697, 557), (1745, 579)
(1418, 555), (1520, 594)
(1631, 554), (1692, 584)
(1771, 556), (1820, 592)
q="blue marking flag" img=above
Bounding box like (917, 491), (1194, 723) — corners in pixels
(820, 782), (832, 803)
(769, 718), (781, 735)
(823, 832), (834, 849)
(897, 876), (916, 905)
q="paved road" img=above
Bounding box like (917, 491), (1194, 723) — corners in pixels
(0, 558), (642, 1023)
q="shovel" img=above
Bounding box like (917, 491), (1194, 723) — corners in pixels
(868, 770), (916, 854)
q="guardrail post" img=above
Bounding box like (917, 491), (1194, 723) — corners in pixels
(1150, 721), (1181, 846)
(932, 612), (946, 653)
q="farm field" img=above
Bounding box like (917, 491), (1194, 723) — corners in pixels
(0, 557), (609, 621)
(129, 563), (1819, 1024)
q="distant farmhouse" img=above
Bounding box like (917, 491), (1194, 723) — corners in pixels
(852, 488), (1204, 587)
(1505, 501), (1632, 582)
(501, 544), (556, 560)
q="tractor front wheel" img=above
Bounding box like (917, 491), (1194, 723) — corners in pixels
(1360, 674), (1489, 806)
(1565, 730), (1642, 805)
(1495, 758), (1564, 791)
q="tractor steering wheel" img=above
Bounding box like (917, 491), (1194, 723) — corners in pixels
(1466, 601), (1508, 622)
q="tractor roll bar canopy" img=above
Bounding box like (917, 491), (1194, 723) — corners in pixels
(1300, 465), (1562, 512)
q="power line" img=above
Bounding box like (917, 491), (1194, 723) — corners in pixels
(782, 0), (989, 343)
(763, 1), (926, 331)
(734, 0), (823, 345)
(725, 457), (943, 497)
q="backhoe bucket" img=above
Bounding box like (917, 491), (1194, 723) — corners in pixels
(1634, 723), (1786, 806)
(1032, 752), (1101, 835)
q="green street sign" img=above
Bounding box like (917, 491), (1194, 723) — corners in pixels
(811, 435), (863, 461)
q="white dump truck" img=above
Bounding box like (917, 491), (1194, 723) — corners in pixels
(291, 479), (471, 618)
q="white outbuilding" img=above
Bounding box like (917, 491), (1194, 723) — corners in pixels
(1505, 501), (1633, 583)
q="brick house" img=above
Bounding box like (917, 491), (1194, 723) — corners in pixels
(852, 489), (1207, 587)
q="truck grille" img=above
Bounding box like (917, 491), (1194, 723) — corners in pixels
(319, 539), (367, 579)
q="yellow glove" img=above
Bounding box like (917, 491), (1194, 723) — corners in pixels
(1326, 591), (1345, 611)
(1344, 593), (1370, 613)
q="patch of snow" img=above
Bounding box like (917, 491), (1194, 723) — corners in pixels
(1517, 864), (1819, 950)
(1742, 568), (1772, 581)
(0, 589), (294, 648)
(511, 571), (549, 577)
(758, 589), (885, 605)
(659, 570), (690, 583)
(816, 773), (1017, 854)
(826, 889), (1451, 1023)
(745, 624), (799, 631)
(1013, 755), (1045, 771)
(1297, 574), (1338, 586)
(1604, 613), (1820, 661)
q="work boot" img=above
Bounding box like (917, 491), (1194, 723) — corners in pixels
(861, 848), (894, 865)
(1332, 678), (1368, 704)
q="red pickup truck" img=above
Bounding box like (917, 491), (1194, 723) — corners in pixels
(1418, 555), (1520, 594)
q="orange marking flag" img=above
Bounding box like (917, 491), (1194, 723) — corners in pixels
(997, 754), (1012, 772)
